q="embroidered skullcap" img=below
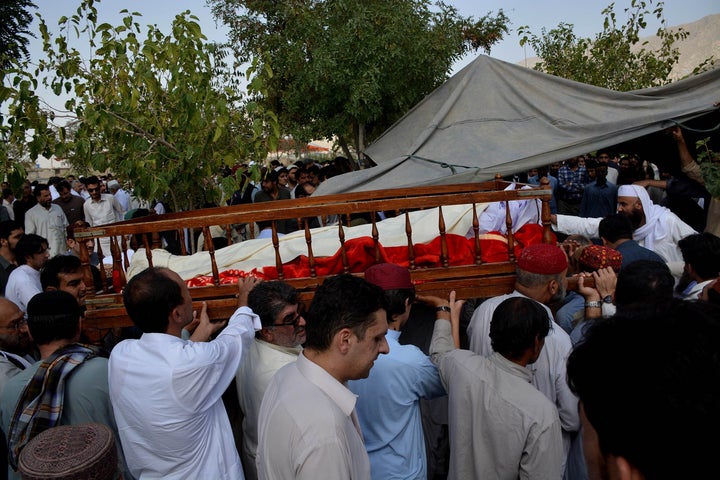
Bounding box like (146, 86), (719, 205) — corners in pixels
(106, 180), (119, 190)
(364, 263), (413, 290)
(579, 245), (623, 273)
(517, 244), (568, 275)
(18, 423), (117, 480)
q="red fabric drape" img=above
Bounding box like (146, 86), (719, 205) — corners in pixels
(186, 224), (553, 287)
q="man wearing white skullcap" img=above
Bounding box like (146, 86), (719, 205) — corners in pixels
(552, 184), (696, 263)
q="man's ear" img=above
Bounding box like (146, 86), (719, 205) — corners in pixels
(169, 305), (183, 326)
(258, 328), (274, 342)
(336, 328), (353, 355)
(613, 455), (645, 480)
(547, 279), (559, 296)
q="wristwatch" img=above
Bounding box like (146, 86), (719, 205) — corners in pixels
(585, 301), (602, 308)
(602, 295), (613, 304)
(435, 306), (451, 313)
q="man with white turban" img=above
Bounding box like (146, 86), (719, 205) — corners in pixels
(552, 184), (696, 263)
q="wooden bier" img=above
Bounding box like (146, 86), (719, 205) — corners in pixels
(75, 177), (564, 342)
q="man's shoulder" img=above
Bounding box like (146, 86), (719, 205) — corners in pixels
(26, 203), (42, 214)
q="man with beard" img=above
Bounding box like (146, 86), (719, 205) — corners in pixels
(236, 281), (306, 480)
(466, 244), (578, 477)
(598, 213), (664, 270)
(0, 221), (23, 297)
(0, 299), (33, 395)
(0, 298), (34, 480)
(23, 184), (68, 259)
(552, 184), (695, 263)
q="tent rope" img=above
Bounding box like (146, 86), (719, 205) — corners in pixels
(673, 119), (720, 133)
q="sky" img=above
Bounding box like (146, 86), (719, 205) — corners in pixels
(28, 0), (720, 63)
(22, 0), (720, 112)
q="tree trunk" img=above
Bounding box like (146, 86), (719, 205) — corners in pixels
(337, 136), (357, 169)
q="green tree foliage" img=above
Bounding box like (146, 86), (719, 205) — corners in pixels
(3, 0), (278, 211)
(209, 0), (509, 161)
(519, 0), (699, 91)
(0, 0), (37, 69)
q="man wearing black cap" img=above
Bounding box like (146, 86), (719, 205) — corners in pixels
(0, 291), (128, 479)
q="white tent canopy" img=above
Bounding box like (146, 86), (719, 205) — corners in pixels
(315, 55), (719, 195)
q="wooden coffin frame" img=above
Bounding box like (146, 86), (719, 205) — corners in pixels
(75, 176), (558, 340)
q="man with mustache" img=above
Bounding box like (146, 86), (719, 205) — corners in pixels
(236, 281), (306, 480)
(552, 184), (696, 263)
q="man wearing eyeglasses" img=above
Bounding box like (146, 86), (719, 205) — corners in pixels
(256, 274), (389, 480)
(236, 281), (305, 480)
(82, 175), (124, 261)
(0, 297), (35, 480)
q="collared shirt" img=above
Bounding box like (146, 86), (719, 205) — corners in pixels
(257, 352), (370, 480)
(4, 265), (41, 314)
(580, 180), (618, 218)
(108, 306), (261, 480)
(24, 203), (68, 258)
(682, 278), (714, 301)
(466, 291), (578, 470)
(236, 339), (302, 480)
(2, 200), (14, 221)
(431, 320), (563, 480)
(83, 194), (124, 227)
(557, 166), (587, 202)
(348, 329), (445, 480)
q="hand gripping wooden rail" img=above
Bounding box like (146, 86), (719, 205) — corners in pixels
(74, 176), (568, 342)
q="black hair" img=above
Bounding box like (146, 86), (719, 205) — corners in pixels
(304, 274), (387, 351)
(489, 297), (550, 359)
(26, 290), (81, 344)
(123, 267), (184, 333)
(33, 183), (49, 198)
(598, 213), (634, 243)
(614, 260), (673, 308)
(41, 255), (82, 290)
(678, 232), (720, 281)
(567, 300), (720, 479)
(15, 234), (48, 265)
(248, 281), (299, 328)
(0, 220), (23, 240)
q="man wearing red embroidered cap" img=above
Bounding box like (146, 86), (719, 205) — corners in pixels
(348, 263), (446, 480)
(466, 243), (579, 478)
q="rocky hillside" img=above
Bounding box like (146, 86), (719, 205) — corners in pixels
(519, 13), (719, 81)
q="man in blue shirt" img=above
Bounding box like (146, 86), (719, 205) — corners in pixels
(598, 213), (664, 270)
(580, 163), (618, 218)
(349, 263), (446, 480)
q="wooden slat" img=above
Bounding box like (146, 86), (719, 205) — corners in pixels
(77, 181), (557, 338)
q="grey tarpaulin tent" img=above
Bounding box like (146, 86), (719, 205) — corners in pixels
(315, 54), (719, 195)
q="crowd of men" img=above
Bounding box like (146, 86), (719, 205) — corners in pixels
(0, 126), (718, 479)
